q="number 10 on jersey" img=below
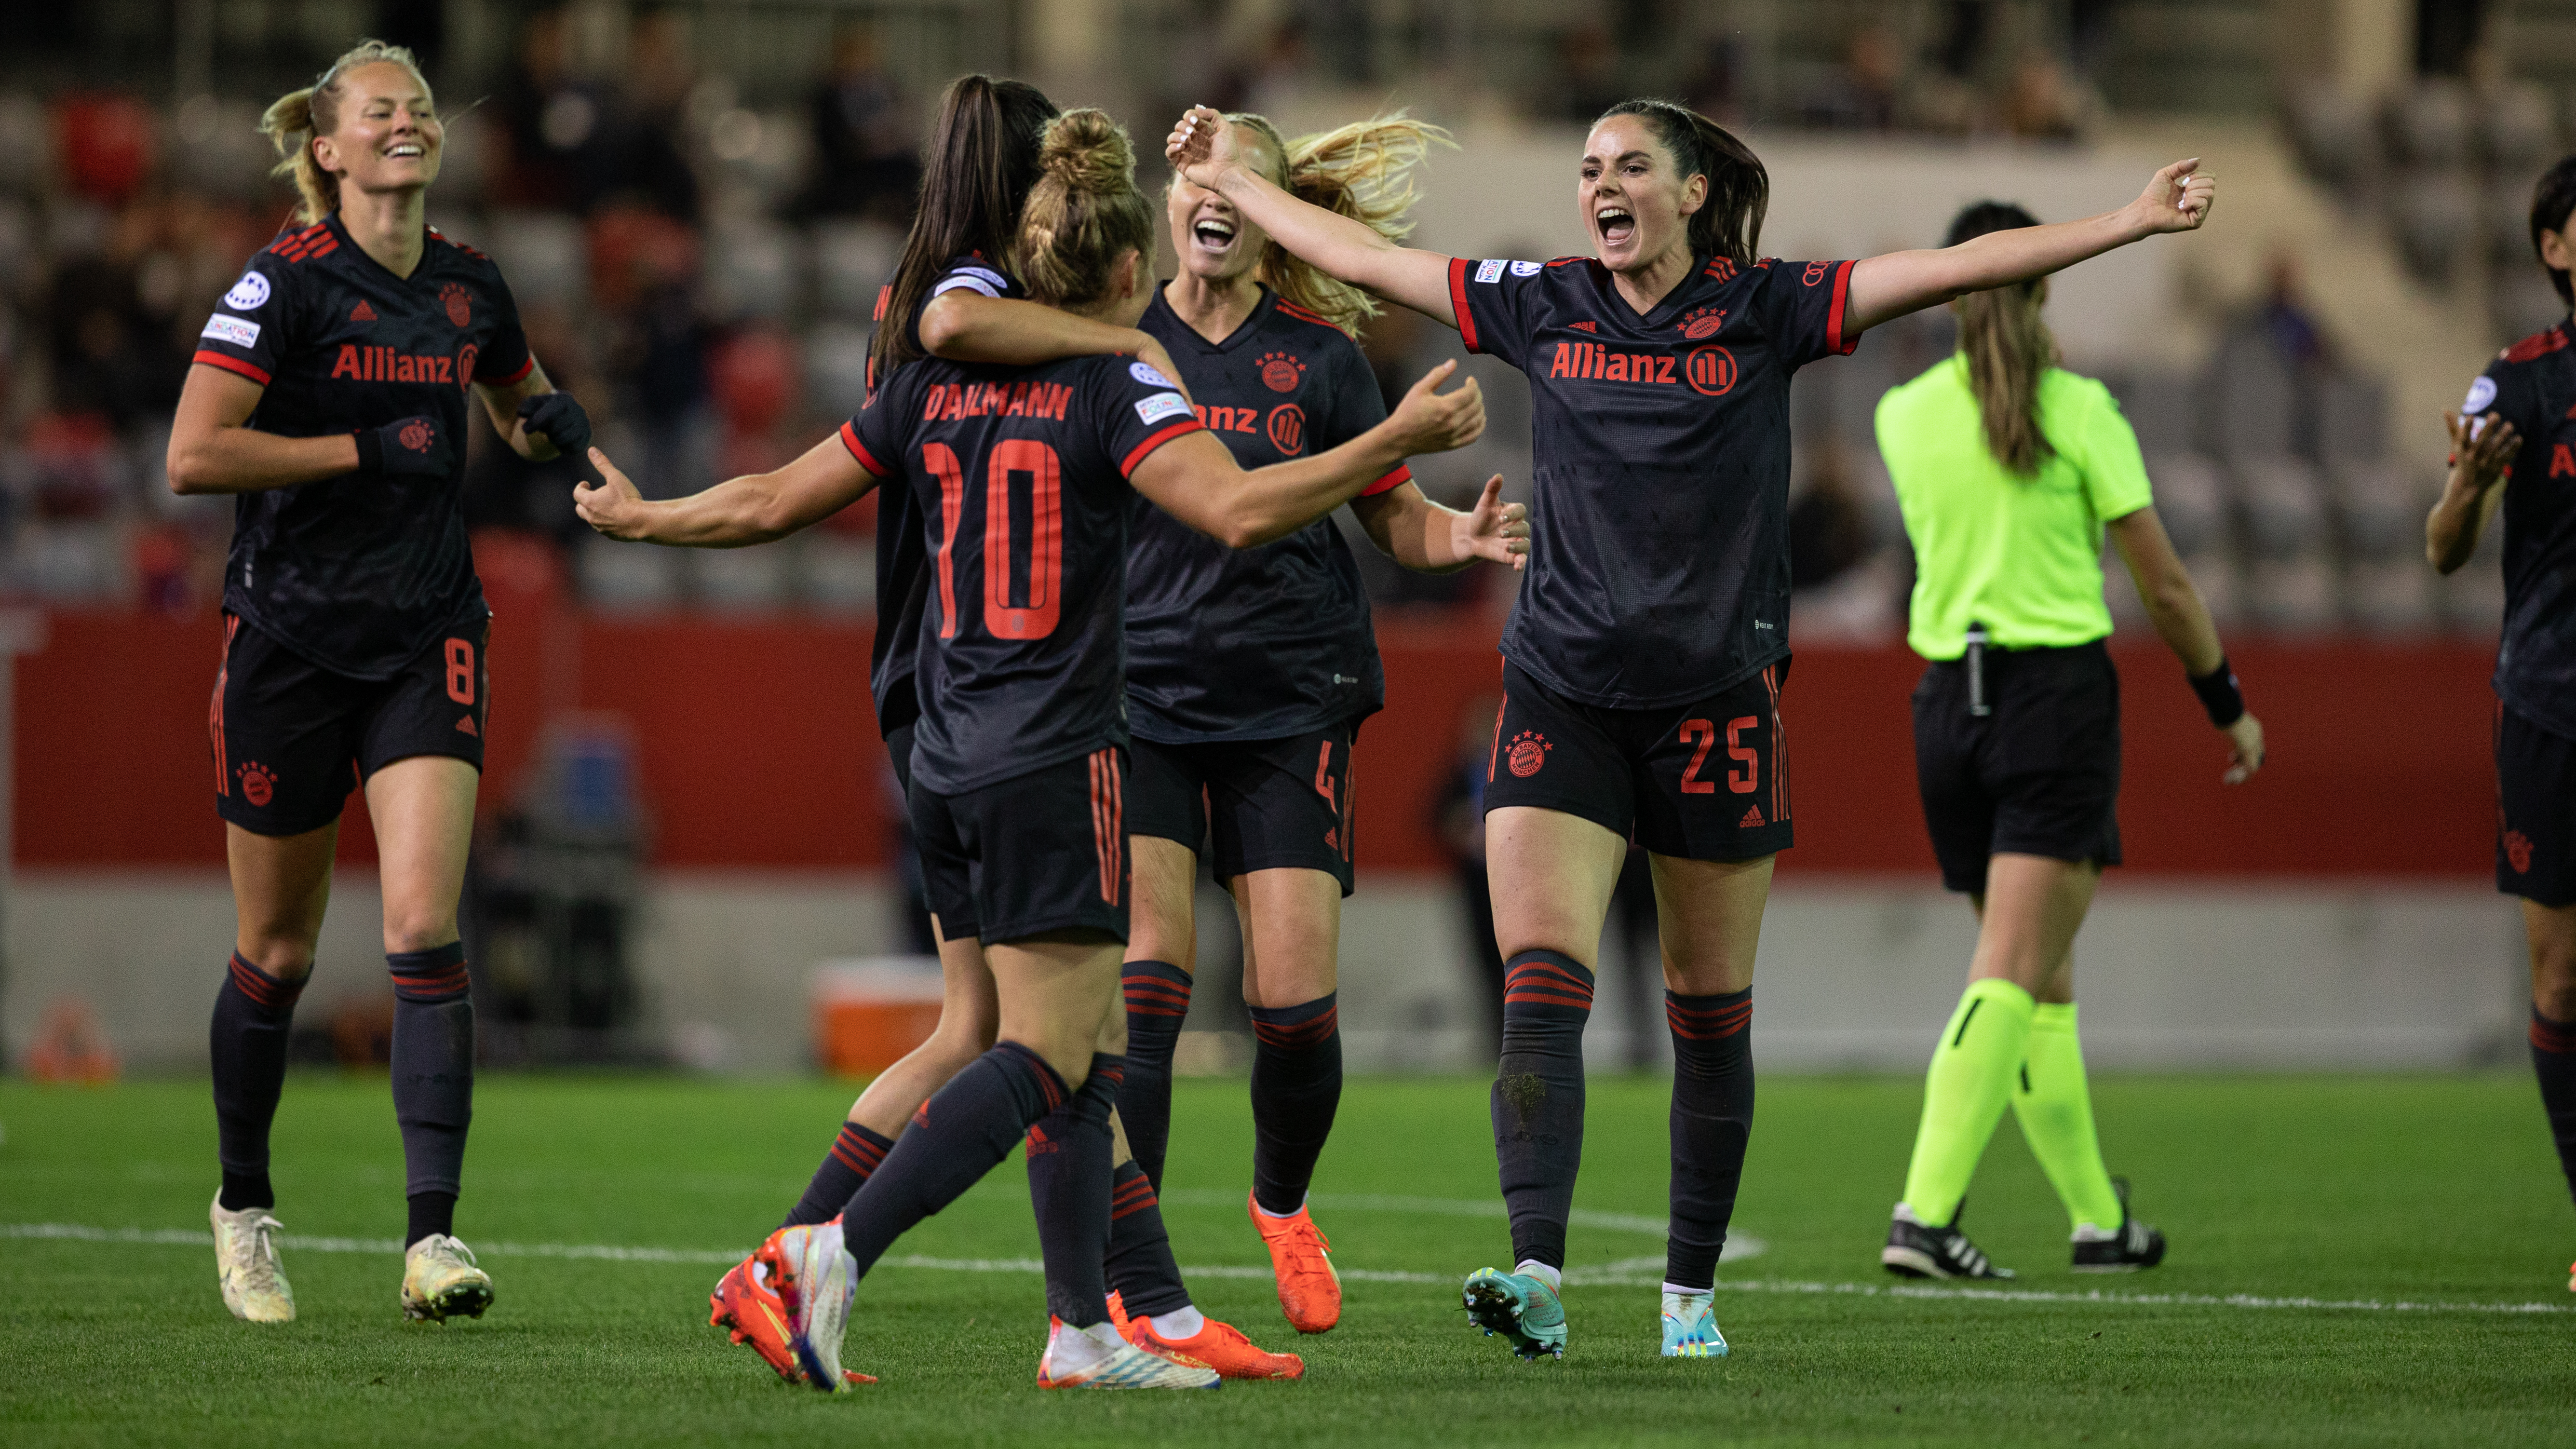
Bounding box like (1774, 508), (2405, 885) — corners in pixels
(925, 439), (1064, 641)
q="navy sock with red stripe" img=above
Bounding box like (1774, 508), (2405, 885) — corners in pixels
(1023, 1053), (1124, 1327)
(2531, 1007), (2576, 1207)
(1117, 960), (1193, 1187)
(786, 1120), (896, 1228)
(1248, 992), (1342, 1214)
(388, 943), (474, 1245)
(1665, 986), (1754, 1291)
(1104, 1159), (1192, 1318)
(212, 953), (307, 1212)
(839, 1041), (1068, 1280)
(1490, 950), (1594, 1271)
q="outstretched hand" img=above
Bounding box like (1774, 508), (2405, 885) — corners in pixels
(2446, 408), (2520, 492)
(2222, 711), (2265, 786)
(1453, 474), (1529, 570)
(2133, 158), (2216, 234)
(1387, 359), (1485, 456)
(1166, 105), (1239, 191)
(572, 447), (650, 540)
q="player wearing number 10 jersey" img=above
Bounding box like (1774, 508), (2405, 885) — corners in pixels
(573, 107), (1486, 1389)
(168, 42), (589, 1330)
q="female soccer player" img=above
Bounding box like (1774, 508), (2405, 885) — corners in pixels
(2429, 154), (2576, 1290)
(574, 109), (1485, 1389)
(1168, 98), (2215, 1358)
(170, 40), (589, 1325)
(1872, 200), (2263, 1281)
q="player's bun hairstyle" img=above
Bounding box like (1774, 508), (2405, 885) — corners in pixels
(260, 39), (434, 225)
(2529, 155), (2576, 306)
(1218, 112), (1452, 336)
(1012, 110), (1157, 308)
(1945, 201), (2059, 478)
(1595, 99), (1766, 269)
(871, 74), (1060, 376)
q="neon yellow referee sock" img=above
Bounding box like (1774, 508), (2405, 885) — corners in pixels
(2011, 1001), (2125, 1233)
(1898, 977), (2034, 1227)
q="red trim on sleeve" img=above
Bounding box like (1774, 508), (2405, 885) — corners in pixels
(191, 351), (271, 387)
(479, 355), (536, 386)
(1359, 463), (1412, 498)
(838, 420), (888, 477)
(1447, 257), (1481, 353)
(1120, 420), (1204, 477)
(1826, 260), (1857, 356)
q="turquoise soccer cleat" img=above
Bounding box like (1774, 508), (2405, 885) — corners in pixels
(1462, 1267), (1568, 1360)
(1660, 1291), (1729, 1358)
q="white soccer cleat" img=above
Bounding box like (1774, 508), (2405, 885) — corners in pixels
(401, 1234), (494, 1322)
(1660, 1290), (1729, 1357)
(1037, 1318), (1222, 1390)
(210, 1192), (294, 1323)
(771, 1222), (858, 1391)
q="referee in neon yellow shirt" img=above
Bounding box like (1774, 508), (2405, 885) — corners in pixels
(1870, 201), (2265, 1280)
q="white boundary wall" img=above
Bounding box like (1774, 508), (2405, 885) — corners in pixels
(4, 870), (2524, 1075)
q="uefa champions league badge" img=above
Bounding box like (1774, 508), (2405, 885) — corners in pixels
(224, 272), (272, 311)
(1130, 360), (1176, 388)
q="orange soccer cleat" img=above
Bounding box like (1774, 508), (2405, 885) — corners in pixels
(1249, 1193), (1342, 1333)
(1122, 1307), (1305, 1380)
(718, 1243), (876, 1386)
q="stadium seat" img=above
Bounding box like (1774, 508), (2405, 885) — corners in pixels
(2387, 80), (2473, 168)
(2179, 548), (2245, 626)
(2112, 371), (2201, 455)
(805, 323), (872, 419)
(577, 535), (682, 611)
(2249, 556), (2342, 633)
(2331, 458), (2429, 560)
(2236, 457), (2330, 562)
(2390, 169), (2478, 284)
(693, 542), (792, 613)
(707, 218), (800, 321)
(804, 536), (876, 615)
(2441, 562), (2505, 633)
(2286, 84), (2379, 195)
(815, 220), (904, 320)
(2344, 556), (2438, 634)
(2146, 451), (2227, 556)
(0, 93), (44, 195)
(2207, 336), (2296, 460)
(2315, 373), (2389, 470)
(2478, 82), (2558, 173)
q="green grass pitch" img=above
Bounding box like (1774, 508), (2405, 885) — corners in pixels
(2, 1071), (2571, 1447)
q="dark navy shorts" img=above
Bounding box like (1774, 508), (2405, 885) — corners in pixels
(909, 747), (1129, 945)
(1126, 722), (1359, 895)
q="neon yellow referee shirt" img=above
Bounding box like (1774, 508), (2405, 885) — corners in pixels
(1873, 353), (2153, 661)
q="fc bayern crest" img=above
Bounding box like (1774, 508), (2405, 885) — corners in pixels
(440, 282), (473, 328)
(1679, 307), (1727, 340)
(1506, 730), (1550, 778)
(1257, 350), (1305, 394)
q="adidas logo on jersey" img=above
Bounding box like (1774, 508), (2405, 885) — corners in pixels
(455, 716), (478, 737)
(350, 301), (377, 322)
(1739, 805), (1764, 829)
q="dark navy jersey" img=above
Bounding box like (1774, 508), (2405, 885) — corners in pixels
(2466, 322), (2576, 738)
(866, 255), (1025, 738)
(1126, 284), (1408, 742)
(1449, 252), (1857, 709)
(847, 350), (1205, 795)
(194, 215), (532, 679)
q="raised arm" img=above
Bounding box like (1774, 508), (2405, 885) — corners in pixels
(2428, 408), (2519, 574)
(1348, 474), (1528, 573)
(1131, 360), (1483, 548)
(1167, 105), (1458, 328)
(920, 292), (1188, 400)
(1843, 159), (2216, 335)
(166, 364), (361, 494)
(2107, 504), (2264, 783)
(573, 431), (879, 547)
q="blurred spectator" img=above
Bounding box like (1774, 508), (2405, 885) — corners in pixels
(1998, 52), (2098, 142)
(609, 6), (704, 225)
(50, 92), (155, 207)
(594, 210), (713, 502)
(1550, 21), (1626, 126)
(1245, 20), (1317, 120)
(1789, 441), (1870, 592)
(1678, 37), (1746, 126)
(707, 327), (801, 479)
(797, 23), (920, 223)
(45, 197), (186, 430)
(491, 6), (616, 212)
(2250, 249), (2335, 370)
(1433, 695), (1504, 1057)
(1800, 24), (1907, 132)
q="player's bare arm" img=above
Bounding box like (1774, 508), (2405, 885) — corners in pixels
(920, 292), (1191, 405)
(472, 361), (575, 462)
(1167, 104), (1458, 327)
(2108, 505), (2263, 782)
(1844, 160), (2215, 335)
(576, 433), (879, 547)
(1132, 359), (1482, 548)
(2429, 408), (2521, 574)
(166, 363), (365, 493)
(1350, 474), (1528, 573)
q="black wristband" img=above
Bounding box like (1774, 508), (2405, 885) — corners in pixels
(2188, 656), (2245, 728)
(353, 426), (382, 475)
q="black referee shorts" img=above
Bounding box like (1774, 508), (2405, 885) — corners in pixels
(2496, 701), (2576, 908)
(1911, 639), (2122, 895)
(209, 612), (489, 838)
(1126, 722), (1359, 896)
(908, 747), (1129, 946)
(1480, 659), (1793, 863)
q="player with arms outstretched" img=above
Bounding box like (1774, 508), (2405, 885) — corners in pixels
(2429, 154), (2576, 1291)
(1169, 97), (2214, 1357)
(171, 40), (589, 1325)
(574, 109), (1484, 1388)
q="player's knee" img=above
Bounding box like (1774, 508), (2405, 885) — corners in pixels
(236, 936), (317, 983)
(381, 917), (460, 956)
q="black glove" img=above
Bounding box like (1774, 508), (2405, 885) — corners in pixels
(517, 390), (592, 459)
(353, 415), (451, 478)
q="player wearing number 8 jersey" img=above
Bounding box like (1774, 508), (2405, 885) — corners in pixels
(169, 41), (590, 1328)
(574, 107), (1485, 1389)
(1168, 96), (2217, 1358)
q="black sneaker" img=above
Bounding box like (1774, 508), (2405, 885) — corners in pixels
(1881, 1202), (2014, 1280)
(2071, 1178), (2165, 1272)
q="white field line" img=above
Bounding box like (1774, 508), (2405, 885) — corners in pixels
(7, 1220), (2567, 1315)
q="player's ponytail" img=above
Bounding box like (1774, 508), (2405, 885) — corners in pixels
(1596, 99), (1765, 269)
(260, 39), (433, 224)
(1013, 109), (1156, 307)
(872, 74), (1060, 377)
(1219, 112), (1452, 336)
(1945, 201), (2058, 478)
